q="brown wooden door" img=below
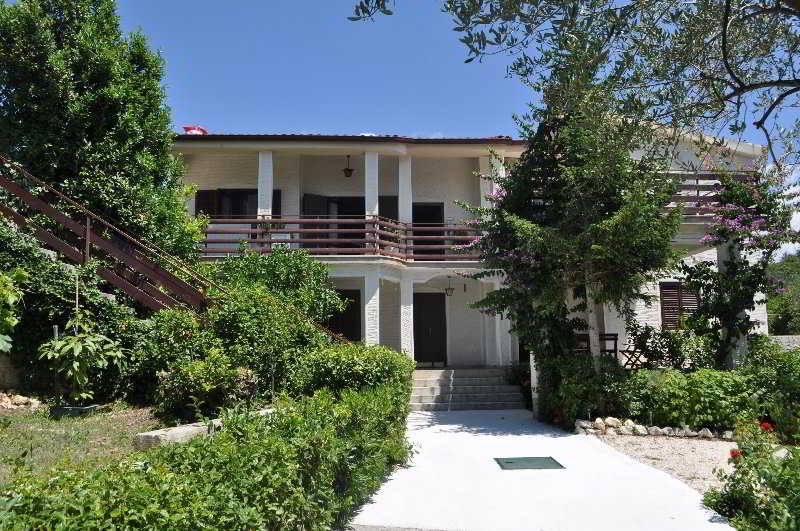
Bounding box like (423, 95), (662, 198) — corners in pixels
(414, 292), (447, 366)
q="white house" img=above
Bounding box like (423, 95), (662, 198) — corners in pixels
(174, 133), (769, 371)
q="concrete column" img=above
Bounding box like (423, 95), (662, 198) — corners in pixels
(717, 242), (747, 367)
(257, 151), (274, 217)
(400, 277), (415, 358)
(478, 156), (493, 210)
(478, 152), (505, 209)
(398, 156), (412, 223)
(364, 270), (381, 345)
(364, 152), (379, 216)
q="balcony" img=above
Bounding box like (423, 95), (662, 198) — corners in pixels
(201, 216), (482, 262)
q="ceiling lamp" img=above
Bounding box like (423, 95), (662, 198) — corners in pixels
(342, 155), (354, 178)
(444, 277), (455, 297)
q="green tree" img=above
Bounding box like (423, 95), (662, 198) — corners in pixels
(682, 172), (798, 367)
(351, 0), (800, 163)
(0, 0), (203, 258)
(767, 253), (800, 334)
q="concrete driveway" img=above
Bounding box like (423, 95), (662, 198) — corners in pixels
(352, 410), (731, 531)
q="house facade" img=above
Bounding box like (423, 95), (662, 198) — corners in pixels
(174, 133), (768, 368)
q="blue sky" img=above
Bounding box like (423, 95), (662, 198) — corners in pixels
(116, 1), (531, 138)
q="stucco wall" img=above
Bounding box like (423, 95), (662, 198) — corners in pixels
(412, 157), (479, 224)
(380, 279), (401, 351)
(605, 247), (769, 346)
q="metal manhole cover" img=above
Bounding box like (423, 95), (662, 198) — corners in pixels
(494, 457), (564, 470)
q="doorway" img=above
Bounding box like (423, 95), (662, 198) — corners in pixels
(326, 289), (361, 341)
(412, 203), (445, 256)
(414, 292), (447, 367)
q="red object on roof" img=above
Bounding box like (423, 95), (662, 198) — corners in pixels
(182, 125), (209, 135)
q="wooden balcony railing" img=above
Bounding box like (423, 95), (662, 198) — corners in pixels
(201, 216), (482, 261)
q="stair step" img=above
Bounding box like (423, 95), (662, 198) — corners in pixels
(410, 393), (524, 404)
(413, 376), (508, 386)
(410, 401), (526, 411)
(411, 384), (521, 396)
(413, 368), (507, 378)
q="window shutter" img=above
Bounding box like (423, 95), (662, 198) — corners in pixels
(660, 282), (699, 330)
(660, 283), (681, 330)
(195, 190), (218, 216)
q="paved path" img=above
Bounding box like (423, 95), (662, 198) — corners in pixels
(352, 410), (731, 531)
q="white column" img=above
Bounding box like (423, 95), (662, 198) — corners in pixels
(257, 151), (274, 217)
(364, 270), (381, 345)
(364, 152), (379, 216)
(398, 155), (412, 223)
(400, 277), (415, 358)
(478, 156), (493, 210)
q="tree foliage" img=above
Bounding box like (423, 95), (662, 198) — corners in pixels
(467, 81), (680, 358)
(0, 0), (203, 258)
(767, 253), (800, 334)
(351, 0), (800, 163)
(681, 171), (798, 366)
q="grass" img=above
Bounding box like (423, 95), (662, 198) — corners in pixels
(0, 403), (160, 486)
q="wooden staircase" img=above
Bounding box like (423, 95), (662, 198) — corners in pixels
(0, 155), (213, 311)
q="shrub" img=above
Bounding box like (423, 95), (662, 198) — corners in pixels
(705, 421), (800, 530)
(535, 354), (626, 427)
(37, 309), (125, 404)
(286, 343), (414, 398)
(625, 321), (715, 369)
(208, 285), (329, 393)
(123, 309), (221, 404)
(0, 385), (411, 530)
(0, 220), (136, 394)
(154, 349), (257, 422)
(210, 248), (345, 323)
(0, 268), (24, 353)
(616, 368), (755, 429)
(742, 338), (800, 441)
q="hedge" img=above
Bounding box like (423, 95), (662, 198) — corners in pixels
(0, 384), (410, 530)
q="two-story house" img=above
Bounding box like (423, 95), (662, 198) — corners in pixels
(175, 133), (768, 373)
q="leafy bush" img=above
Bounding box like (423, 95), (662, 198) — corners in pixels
(616, 368), (755, 429)
(123, 309), (221, 404)
(287, 343), (414, 398)
(209, 248), (345, 323)
(0, 385), (411, 530)
(625, 321), (714, 369)
(742, 337), (800, 441)
(535, 354), (626, 427)
(207, 285), (329, 393)
(0, 268), (25, 353)
(154, 349), (257, 422)
(37, 309), (125, 404)
(705, 421), (800, 530)
(0, 220), (136, 394)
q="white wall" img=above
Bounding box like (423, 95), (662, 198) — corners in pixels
(605, 247), (770, 346)
(412, 157), (480, 224)
(380, 279), (401, 351)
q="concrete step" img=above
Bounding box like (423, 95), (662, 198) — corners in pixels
(413, 368), (507, 379)
(410, 401), (526, 411)
(411, 384), (521, 396)
(413, 376), (508, 386)
(410, 392), (524, 404)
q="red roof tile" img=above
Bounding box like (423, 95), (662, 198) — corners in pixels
(174, 133), (526, 145)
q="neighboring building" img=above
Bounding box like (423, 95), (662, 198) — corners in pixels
(174, 133), (768, 369)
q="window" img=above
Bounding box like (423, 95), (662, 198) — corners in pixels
(194, 189), (281, 217)
(659, 282), (699, 330)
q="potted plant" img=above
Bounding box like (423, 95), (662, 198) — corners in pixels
(38, 309), (124, 418)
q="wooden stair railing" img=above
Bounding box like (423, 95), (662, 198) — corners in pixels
(0, 155), (213, 311)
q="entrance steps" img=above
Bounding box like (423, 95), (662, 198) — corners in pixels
(410, 368), (526, 411)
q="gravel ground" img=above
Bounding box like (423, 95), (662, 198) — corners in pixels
(597, 434), (737, 493)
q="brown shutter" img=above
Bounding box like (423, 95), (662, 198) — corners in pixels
(195, 190), (219, 216)
(660, 282), (699, 330)
(660, 282), (681, 330)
